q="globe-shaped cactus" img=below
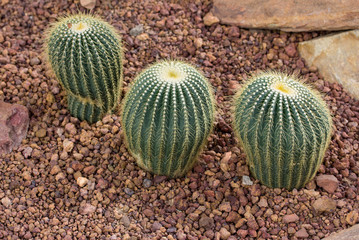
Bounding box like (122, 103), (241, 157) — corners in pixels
(44, 14), (123, 123)
(121, 60), (215, 177)
(233, 72), (332, 189)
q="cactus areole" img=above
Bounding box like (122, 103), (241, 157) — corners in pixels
(233, 72), (332, 189)
(45, 14), (123, 123)
(122, 61), (215, 177)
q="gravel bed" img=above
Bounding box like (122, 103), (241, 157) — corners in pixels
(0, 0), (358, 239)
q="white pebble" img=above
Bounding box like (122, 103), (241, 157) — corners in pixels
(242, 175), (253, 186)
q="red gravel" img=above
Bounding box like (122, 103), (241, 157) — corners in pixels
(0, 0), (358, 239)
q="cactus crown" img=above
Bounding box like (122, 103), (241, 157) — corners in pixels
(44, 14), (123, 123)
(233, 71), (332, 189)
(122, 60), (215, 177)
(157, 61), (187, 83)
(133, 61), (198, 84)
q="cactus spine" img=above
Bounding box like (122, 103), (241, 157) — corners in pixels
(122, 60), (215, 177)
(44, 14), (123, 123)
(233, 72), (332, 189)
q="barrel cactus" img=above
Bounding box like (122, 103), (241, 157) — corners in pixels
(44, 14), (123, 123)
(121, 60), (215, 177)
(233, 72), (332, 189)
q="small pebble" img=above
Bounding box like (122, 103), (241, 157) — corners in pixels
(194, 38), (203, 48)
(36, 129), (46, 138)
(151, 222), (162, 232)
(121, 215), (131, 227)
(219, 227), (231, 239)
(77, 177), (89, 187)
(124, 188), (134, 196)
(1, 197), (11, 207)
(129, 24), (144, 36)
(65, 123), (77, 135)
(30, 57), (40, 65)
(63, 139), (74, 152)
(80, 203), (96, 215)
(203, 12), (219, 26)
(283, 214), (299, 223)
(50, 165), (61, 175)
(167, 227), (177, 233)
(316, 175), (339, 193)
(295, 228), (309, 238)
(346, 210), (358, 225)
(242, 175), (253, 186)
(143, 178), (152, 188)
(313, 197), (336, 212)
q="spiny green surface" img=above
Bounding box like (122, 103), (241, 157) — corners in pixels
(233, 72), (332, 189)
(45, 14), (123, 123)
(122, 61), (215, 177)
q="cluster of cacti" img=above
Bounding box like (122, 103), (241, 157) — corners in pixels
(232, 72), (332, 189)
(44, 14), (123, 123)
(43, 14), (333, 187)
(121, 61), (215, 177)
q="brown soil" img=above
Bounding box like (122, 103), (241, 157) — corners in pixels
(0, 0), (358, 239)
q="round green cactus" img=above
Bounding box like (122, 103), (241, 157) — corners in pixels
(44, 14), (123, 123)
(233, 72), (332, 189)
(121, 60), (215, 177)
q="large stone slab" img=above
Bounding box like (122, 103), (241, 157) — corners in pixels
(211, 0), (359, 32)
(323, 224), (359, 240)
(0, 101), (29, 155)
(298, 30), (359, 99)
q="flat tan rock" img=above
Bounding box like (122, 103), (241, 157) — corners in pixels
(323, 224), (359, 240)
(211, 0), (359, 32)
(298, 30), (359, 99)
